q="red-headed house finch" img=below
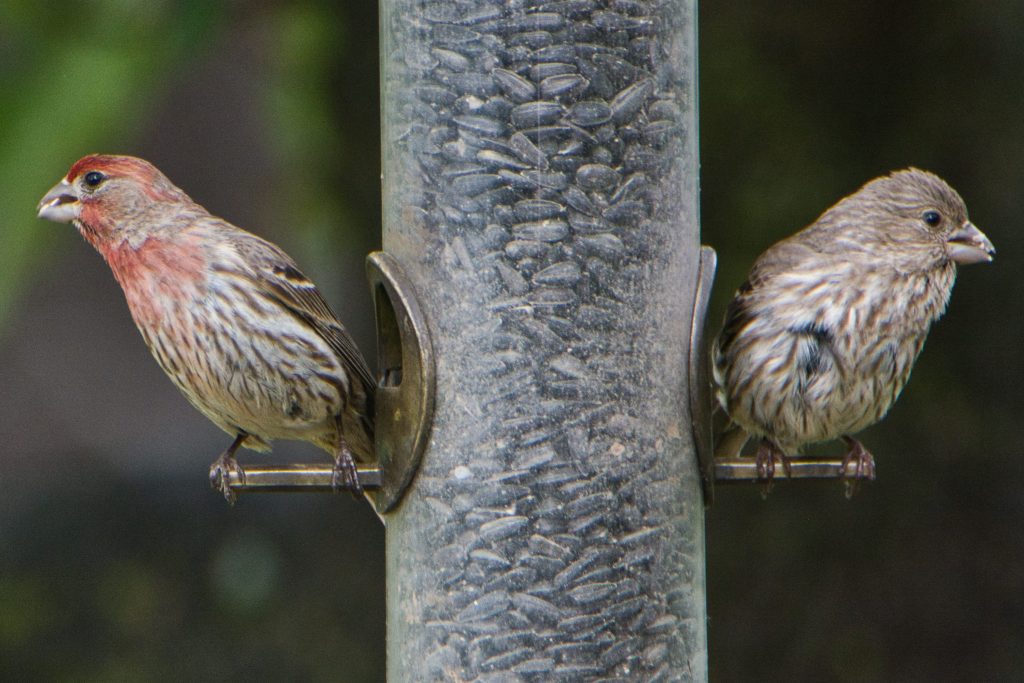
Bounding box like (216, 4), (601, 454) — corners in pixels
(713, 168), (994, 492)
(37, 154), (375, 503)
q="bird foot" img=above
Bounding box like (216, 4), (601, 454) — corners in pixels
(840, 436), (876, 498)
(332, 447), (363, 497)
(209, 452), (244, 505)
(754, 439), (791, 497)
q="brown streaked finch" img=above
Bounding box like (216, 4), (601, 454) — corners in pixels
(712, 168), (994, 495)
(37, 154), (375, 503)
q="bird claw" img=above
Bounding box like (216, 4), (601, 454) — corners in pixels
(840, 436), (876, 498)
(755, 439), (790, 497)
(209, 453), (244, 505)
(332, 447), (363, 497)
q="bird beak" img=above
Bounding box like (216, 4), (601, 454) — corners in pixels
(947, 221), (995, 265)
(37, 179), (80, 223)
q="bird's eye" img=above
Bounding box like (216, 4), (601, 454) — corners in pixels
(922, 210), (942, 227)
(83, 171), (106, 188)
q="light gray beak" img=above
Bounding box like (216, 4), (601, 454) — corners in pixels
(947, 221), (995, 265)
(37, 179), (79, 223)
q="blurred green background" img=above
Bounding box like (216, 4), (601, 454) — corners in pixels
(0, 1), (1020, 681)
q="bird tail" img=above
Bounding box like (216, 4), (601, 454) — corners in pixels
(714, 422), (750, 459)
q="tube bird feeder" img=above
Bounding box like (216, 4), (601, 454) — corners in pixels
(379, 0), (706, 679)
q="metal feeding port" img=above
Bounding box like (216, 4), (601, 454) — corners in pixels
(689, 246), (718, 506)
(366, 251), (436, 514)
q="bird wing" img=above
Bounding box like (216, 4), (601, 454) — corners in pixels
(235, 232), (377, 393)
(743, 235), (821, 290)
(716, 236), (823, 356)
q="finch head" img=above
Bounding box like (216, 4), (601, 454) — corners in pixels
(807, 168), (994, 270)
(37, 155), (192, 249)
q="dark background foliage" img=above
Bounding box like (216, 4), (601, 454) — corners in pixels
(0, 2), (1020, 680)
